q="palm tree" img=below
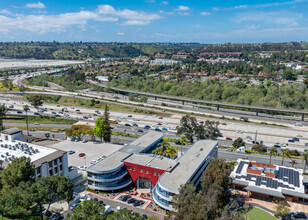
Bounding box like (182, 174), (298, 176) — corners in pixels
(281, 149), (291, 166)
(269, 147), (277, 165)
(180, 136), (188, 157)
(23, 105), (30, 136)
(302, 151), (308, 173)
(164, 146), (178, 159)
(291, 159), (297, 167)
(152, 140), (171, 156)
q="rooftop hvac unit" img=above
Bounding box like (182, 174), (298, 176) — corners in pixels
(195, 153), (200, 157)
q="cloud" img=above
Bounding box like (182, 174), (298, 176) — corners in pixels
(146, 0), (156, 3)
(0, 4), (162, 34)
(25, 1), (46, 9)
(213, 0), (308, 11)
(233, 11), (303, 27)
(117, 31), (125, 35)
(0, 9), (11, 15)
(162, 1), (169, 5)
(175, 6), (189, 11)
(178, 12), (190, 16)
(200, 11), (211, 16)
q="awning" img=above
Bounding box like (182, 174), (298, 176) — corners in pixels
(244, 186), (285, 198)
(282, 189), (308, 199)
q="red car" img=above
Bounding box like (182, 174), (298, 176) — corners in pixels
(158, 117), (163, 119)
(226, 137), (233, 141)
(78, 153), (86, 157)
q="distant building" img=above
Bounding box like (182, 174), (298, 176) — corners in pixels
(0, 128), (69, 178)
(150, 59), (182, 66)
(87, 131), (218, 211)
(231, 159), (308, 203)
(95, 76), (109, 84)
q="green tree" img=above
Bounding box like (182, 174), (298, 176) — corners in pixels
(93, 117), (104, 142)
(176, 115), (199, 143)
(106, 209), (144, 220)
(291, 159), (297, 167)
(269, 147), (277, 165)
(275, 201), (290, 219)
(0, 104), (7, 131)
(179, 136), (188, 157)
(252, 144), (267, 153)
(232, 137), (245, 148)
(302, 151), (308, 173)
(203, 120), (220, 140)
(0, 157), (34, 192)
(27, 95), (44, 111)
(281, 148), (291, 166)
(164, 146), (178, 159)
(102, 105), (111, 143)
(67, 200), (105, 220)
(152, 140), (170, 156)
(23, 105), (30, 136)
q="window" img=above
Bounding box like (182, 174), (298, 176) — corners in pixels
(36, 167), (41, 174)
(157, 173), (161, 176)
(49, 161), (53, 168)
(5, 135), (8, 141)
(132, 167), (136, 171)
(140, 169), (143, 173)
(59, 157), (62, 163)
(153, 172), (157, 176)
(145, 170), (149, 174)
(129, 166), (132, 170)
(49, 169), (53, 176)
(54, 167), (58, 174)
(54, 159), (58, 166)
(59, 164), (62, 171)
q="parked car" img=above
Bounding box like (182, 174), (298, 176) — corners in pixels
(90, 160), (98, 164)
(133, 200), (142, 207)
(68, 150), (75, 155)
(274, 144), (281, 148)
(119, 195), (131, 201)
(127, 198), (136, 204)
(78, 153), (86, 157)
(82, 139), (88, 143)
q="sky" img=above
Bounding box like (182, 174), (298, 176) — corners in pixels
(0, 0), (307, 43)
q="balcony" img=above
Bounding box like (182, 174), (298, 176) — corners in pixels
(155, 184), (172, 201)
(88, 178), (132, 191)
(153, 188), (173, 211)
(88, 170), (128, 182)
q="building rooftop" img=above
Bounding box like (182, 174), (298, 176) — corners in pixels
(1, 128), (21, 135)
(123, 154), (177, 171)
(88, 131), (163, 172)
(231, 159), (306, 198)
(159, 140), (218, 193)
(0, 139), (63, 168)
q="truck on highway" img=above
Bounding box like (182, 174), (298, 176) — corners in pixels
(109, 120), (118, 124)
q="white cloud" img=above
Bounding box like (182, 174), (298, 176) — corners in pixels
(25, 1), (46, 9)
(213, 0), (308, 11)
(162, 1), (169, 5)
(146, 0), (156, 3)
(178, 12), (190, 16)
(200, 11), (211, 16)
(0, 4), (162, 34)
(0, 9), (11, 15)
(117, 31), (125, 35)
(175, 6), (189, 11)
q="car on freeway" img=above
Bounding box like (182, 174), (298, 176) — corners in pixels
(274, 144), (281, 148)
(30, 128), (36, 131)
(34, 112), (40, 116)
(132, 123), (138, 127)
(54, 114), (61, 117)
(296, 134), (303, 137)
(305, 143), (308, 147)
(33, 123), (40, 125)
(77, 112), (82, 114)
(293, 137), (300, 142)
(125, 123), (131, 127)
(8, 105), (14, 108)
(78, 153), (86, 157)
(199, 121), (204, 124)
(221, 122), (227, 125)
(236, 130), (243, 134)
(68, 150), (75, 155)
(82, 139), (88, 143)
(137, 129), (144, 132)
(294, 123), (303, 127)
(158, 116), (163, 119)
(288, 139), (295, 143)
(51, 112), (56, 114)
(162, 127), (168, 131)
(76, 109), (80, 112)
(128, 115), (132, 117)
(226, 137), (232, 141)
(155, 128), (162, 132)
(17, 110), (22, 114)
(144, 125), (151, 129)
(93, 114), (97, 116)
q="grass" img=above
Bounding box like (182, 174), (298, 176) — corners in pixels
(4, 115), (76, 124)
(247, 208), (275, 220)
(0, 81), (21, 92)
(5, 126), (66, 132)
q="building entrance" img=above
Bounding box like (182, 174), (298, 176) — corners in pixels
(139, 177), (151, 189)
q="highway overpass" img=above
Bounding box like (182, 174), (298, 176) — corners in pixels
(103, 85), (308, 121)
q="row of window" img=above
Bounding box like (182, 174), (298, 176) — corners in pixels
(127, 166), (161, 176)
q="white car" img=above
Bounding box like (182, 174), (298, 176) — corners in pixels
(90, 160), (98, 164)
(34, 123), (40, 125)
(236, 130), (243, 134)
(294, 123), (302, 127)
(296, 134), (303, 137)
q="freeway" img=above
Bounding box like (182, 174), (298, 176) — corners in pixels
(100, 84), (308, 120)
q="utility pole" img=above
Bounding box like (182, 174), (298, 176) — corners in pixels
(255, 130), (258, 142)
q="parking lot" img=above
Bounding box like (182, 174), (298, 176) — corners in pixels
(50, 140), (124, 168)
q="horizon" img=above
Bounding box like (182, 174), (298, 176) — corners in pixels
(0, 0), (307, 43)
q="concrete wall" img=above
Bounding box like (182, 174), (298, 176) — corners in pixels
(1, 132), (22, 142)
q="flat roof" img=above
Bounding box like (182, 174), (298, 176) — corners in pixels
(244, 186), (285, 198)
(89, 151), (130, 172)
(124, 131), (163, 153)
(1, 128), (21, 135)
(0, 139), (62, 168)
(123, 154), (177, 171)
(159, 140), (218, 192)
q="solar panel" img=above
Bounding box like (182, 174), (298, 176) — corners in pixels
(256, 176), (261, 186)
(236, 161), (244, 174)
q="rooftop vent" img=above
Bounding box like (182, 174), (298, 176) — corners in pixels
(195, 153), (200, 158)
(200, 148), (204, 151)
